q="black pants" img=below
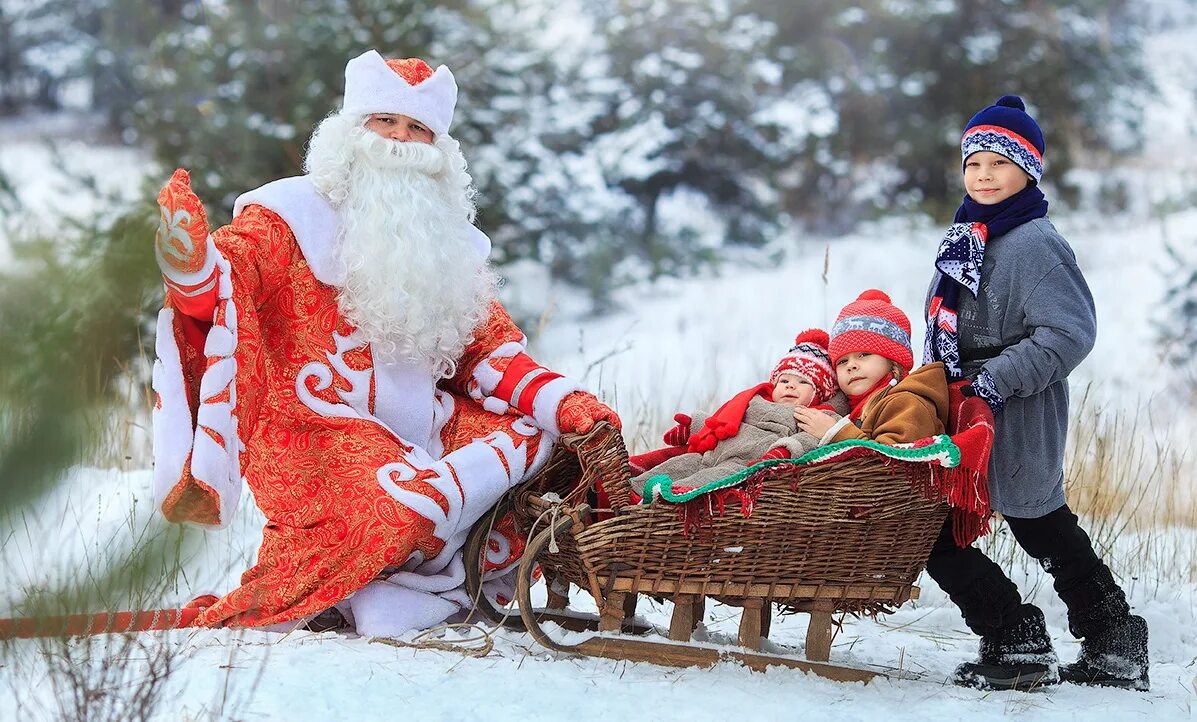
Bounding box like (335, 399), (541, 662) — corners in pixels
(925, 504), (1126, 639)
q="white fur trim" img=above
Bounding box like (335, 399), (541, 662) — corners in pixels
(529, 376), (582, 437)
(371, 354), (438, 452)
(348, 580), (462, 638)
(462, 336), (582, 436)
(232, 176), (490, 287)
(819, 415), (853, 446)
(341, 50), (457, 136)
(377, 416), (550, 570)
(152, 250), (243, 528)
(291, 328), (449, 458)
(352, 412), (554, 635)
(234, 177), (340, 284)
(152, 309), (192, 508)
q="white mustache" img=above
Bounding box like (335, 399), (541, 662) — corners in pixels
(355, 131), (447, 175)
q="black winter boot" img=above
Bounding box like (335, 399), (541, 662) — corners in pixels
(1059, 615), (1150, 691)
(953, 604), (1060, 691)
(1052, 561), (1149, 690)
(1005, 507), (1150, 690)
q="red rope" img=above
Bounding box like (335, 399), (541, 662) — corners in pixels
(0, 595), (216, 640)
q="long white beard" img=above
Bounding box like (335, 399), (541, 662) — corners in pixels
(304, 114), (497, 378)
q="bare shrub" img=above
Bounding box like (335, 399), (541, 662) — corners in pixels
(38, 632), (176, 722)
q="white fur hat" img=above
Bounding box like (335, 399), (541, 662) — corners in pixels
(341, 49), (458, 136)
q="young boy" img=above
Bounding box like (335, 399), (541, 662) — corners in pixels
(794, 289), (949, 448)
(920, 95), (1148, 691)
(631, 330), (846, 495)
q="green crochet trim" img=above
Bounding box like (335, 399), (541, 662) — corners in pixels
(639, 435), (960, 506)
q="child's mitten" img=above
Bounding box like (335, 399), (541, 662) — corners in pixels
(663, 413), (692, 446)
(962, 369), (1005, 415)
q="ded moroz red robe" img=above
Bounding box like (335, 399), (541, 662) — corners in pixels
(152, 170), (577, 633)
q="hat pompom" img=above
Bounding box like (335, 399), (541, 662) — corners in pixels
(995, 94), (1026, 111)
(793, 328), (829, 349)
(856, 289), (891, 303)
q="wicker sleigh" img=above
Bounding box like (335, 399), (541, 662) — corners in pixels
(463, 421), (956, 682)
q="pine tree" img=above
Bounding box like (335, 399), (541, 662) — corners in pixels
(90, 0), (553, 226)
(0, 0), (90, 114)
(754, 0), (1151, 221)
(1160, 239), (1197, 396)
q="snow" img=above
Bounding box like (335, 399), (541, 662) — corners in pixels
(0, 113), (152, 267)
(1, 467), (1194, 720)
(3, 7), (1197, 721)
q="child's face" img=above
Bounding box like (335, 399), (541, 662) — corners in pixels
(835, 352), (893, 396)
(964, 151), (1031, 205)
(773, 373), (817, 408)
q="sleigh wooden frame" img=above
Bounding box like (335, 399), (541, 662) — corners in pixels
(464, 422), (950, 683)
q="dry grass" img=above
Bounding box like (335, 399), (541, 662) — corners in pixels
(1064, 383), (1196, 528)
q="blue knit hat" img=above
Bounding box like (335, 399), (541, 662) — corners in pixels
(961, 95), (1045, 182)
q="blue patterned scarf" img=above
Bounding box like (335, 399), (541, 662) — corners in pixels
(924, 185), (1048, 379)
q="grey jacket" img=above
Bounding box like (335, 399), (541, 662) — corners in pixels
(631, 396), (824, 496)
(924, 217), (1096, 518)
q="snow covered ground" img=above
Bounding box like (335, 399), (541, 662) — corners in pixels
(1, 467), (1194, 721)
(0, 112), (151, 261)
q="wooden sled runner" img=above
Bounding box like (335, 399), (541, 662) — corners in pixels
(464, 409), (988, 683)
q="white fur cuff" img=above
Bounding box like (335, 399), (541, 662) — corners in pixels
(529, 376), (582, 437)
(819, 416), (853, 446)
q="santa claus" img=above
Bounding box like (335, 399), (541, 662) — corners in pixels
(151, 50), (618, 635)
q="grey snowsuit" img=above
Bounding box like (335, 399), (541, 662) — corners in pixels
(924, 217), (1096, 517)
(631, 395), (840, 496)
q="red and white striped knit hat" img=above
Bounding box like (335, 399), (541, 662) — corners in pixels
(770, 329), (837, 404)
(828, 290), (914, 372)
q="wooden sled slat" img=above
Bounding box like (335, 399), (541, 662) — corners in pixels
(606, 577), (919, 602)
(526, 609), (652, 636)
(571, 636), (879, 684)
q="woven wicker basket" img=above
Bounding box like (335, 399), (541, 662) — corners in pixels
(523, 424), (945, 606)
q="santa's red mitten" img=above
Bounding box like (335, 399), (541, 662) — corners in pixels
(663, 413), (692, 446)
(556, 391), (621, 434)
(754, 446), (791, 464)
(155, 168), (211, 279)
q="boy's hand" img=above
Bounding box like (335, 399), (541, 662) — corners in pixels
(663, 413), (692, 446)
(794, 406), (837, 438)
(962, 370), (1005, 415)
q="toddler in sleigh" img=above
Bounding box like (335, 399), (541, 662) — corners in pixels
(629, 329), (848, 496)
(793, 289), (950, 447)
(632, 289), (953, 499)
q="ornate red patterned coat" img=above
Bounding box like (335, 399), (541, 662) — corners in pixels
(152, 171), (577, 632)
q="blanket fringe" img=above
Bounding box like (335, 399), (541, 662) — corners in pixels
(677, 477), (765, 538)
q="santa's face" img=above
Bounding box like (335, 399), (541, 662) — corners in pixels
(303, 112), (496, 379)
(364, 113), (435, 144)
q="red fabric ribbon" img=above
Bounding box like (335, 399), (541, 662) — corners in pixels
(686, 383), (774, 453)
(846, 376), (896, 421)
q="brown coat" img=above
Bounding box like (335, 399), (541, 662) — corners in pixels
(829, 362), (950, 445)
